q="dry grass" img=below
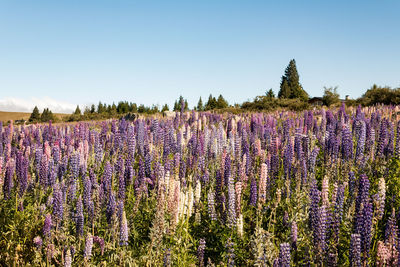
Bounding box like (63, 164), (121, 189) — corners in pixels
(0, 111), (69, 123)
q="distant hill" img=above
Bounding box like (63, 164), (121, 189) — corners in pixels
(0, 111), (69, 123)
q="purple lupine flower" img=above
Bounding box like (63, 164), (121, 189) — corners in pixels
(376, 119), (387, 158)
(250, 177), (257, 206)
(83, 175), (91, 210)
(102, 162), (113, 196)
(118, 172), (125, 200)
(385, 121), (394, 158)
(119, 210), (129, 246)
(125, 165), (134, 186)
(69, 153), (79, 179)
(225, 238), (235, 267)
(53, 185), (64, 222)
(354, 120), (366, 160)
(361, 201), (373, 259)
(19, 157), (28, 197)
(33, 236), (43, 249)
(84, 233), (93, 259)
(278, 243), (291, 267)
(47, 160), (57, 187)
(396, 120), (400, 157)
(117, 200), (124, 223)
(384, 209), (398, 245)
(93, 236), (105, 255)
(43, 214), (52, 238)
(341, 125), (353, 161)
(198, 238), (206, 267)
(163, 248), (171, 267)
(106, 191), (116, 225)
(355, 174), (370, 215)
(308, 147), (320, 175)
(76, 196), (84, 236)
(348, 171), (356, 201)
(309, 179), (320, 231)
(283, 140), (293, 179)
(3, 160), (15, 200)
(350, 233), (361, 267)
(316, 205), (327, 253)
(145, 152), (152, 179)
(224, 156), (231, 186)
(331, 185), (345, 243)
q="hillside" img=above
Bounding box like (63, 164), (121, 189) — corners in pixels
(0, 111), (69, 123)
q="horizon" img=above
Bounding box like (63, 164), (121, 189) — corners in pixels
(1, 1), (399, 113)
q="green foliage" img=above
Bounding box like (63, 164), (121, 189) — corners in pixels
(204, 94), (229, 110)
(322, 86), (340, 107)
(357, 84), (400, 106)
(266, 88), (275, 99)
(242, 96), (310, 111)
(278, 59), (308, 101)
(196, 97), (204, 111)
(40, 108), (55, 122)
(29, 106), (41, 122)
(74, 105), (81, 115)
(173, 96), (189, 112)
(161, 104), (169, 112)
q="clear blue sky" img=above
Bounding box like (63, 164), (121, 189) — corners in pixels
(0, 0), (399, 112)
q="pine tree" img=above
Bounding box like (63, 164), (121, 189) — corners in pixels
(278, 78), (291, 99)
(197, 97), (203, 111)
(184, 100), (189, 111)
(216, 94), (228, 109)
(29, 106), (40, 122)
(161, 104), (169, 112)
(205, 94), (217, 110)
(278, 59), (308, 100)
(266, 88), (275, 99)
(40, 108), (55, 122)
(74, 105), (81, 115)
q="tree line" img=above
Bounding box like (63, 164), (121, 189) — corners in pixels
(27, 59), (400, 123)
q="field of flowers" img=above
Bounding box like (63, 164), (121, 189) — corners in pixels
(1, 104), (400, 266)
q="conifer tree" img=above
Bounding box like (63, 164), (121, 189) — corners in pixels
(278, 78), (291, 99)
(278, 59), (308, 100)
(266, 88), (275, 99)
(216, 94), (228, 109)
(74, 105), (81, 115)
(197, 97), (203, 111)
(29, 106), (40, 122)
(161, 104), (169, 112)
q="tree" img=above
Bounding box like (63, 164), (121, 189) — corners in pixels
(322, 86), (340, 107)
(278, 78), (291, 99)
(161, 104), (169, 112)
(216, 94), (229, 109)
(29, 106), (40, 122)
(205, 94), (217, 110)
(173, 101), (179, 112)
(41, 108), (55, 122)
(278, 59), (308, 100)
(90, 104), (96, 113)
(74, 105), (81, 115)
(196, 97), (204, 111)
(266, 89), (275, 99)
(173, 96), (189, 112)
(97, 102), (106, 113)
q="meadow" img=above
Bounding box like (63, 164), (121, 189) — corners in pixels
(0, 104), (400, 266)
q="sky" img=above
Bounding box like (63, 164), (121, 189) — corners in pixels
(0, 0), (399, 113)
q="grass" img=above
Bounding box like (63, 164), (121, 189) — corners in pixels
(0, 111), (69, 123)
